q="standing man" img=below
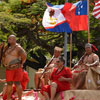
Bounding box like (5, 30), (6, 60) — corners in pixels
(2, 35), (27, 100)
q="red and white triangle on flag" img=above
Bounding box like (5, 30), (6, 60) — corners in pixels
(93, 0), (100, 19)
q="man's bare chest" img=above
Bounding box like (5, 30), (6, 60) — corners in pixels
(4, 46), (18, 57)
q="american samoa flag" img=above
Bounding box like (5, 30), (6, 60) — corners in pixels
(42, 3), (72, 33)
(93, 0), (100, 19)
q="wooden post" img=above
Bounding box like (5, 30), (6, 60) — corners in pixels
(87, 0), (90, 43)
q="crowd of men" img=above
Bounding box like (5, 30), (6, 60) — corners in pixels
(0, 35), (100, 100)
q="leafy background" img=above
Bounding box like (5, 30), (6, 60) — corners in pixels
(0, 0), (100, 68)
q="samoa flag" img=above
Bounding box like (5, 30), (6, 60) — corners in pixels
(62, 0), (88, 31)
(42, 2), (72, 33)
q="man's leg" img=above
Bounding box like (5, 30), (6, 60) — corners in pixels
(7, 81), (13, 100)
(34, 72), (42, 89)
(73, 71), (87, 89)
(14, 81), (22, 100)
(43, 91), (50, 100)
(44, 71), (51, 85)
(50, 82), (57, 100)
(2, 83), (7, 100)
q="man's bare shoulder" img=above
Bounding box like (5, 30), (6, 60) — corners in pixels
(92, 53), (98, 57)
(16, 43), (26, 54)
(16, 44), (23, 50)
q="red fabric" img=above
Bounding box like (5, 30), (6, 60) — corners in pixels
(69, 15), (88, 31)
(6, 67), (23, 82)
(61, 3), (73, 23)
(2, 93), (7, 100)
(21, 71), (29, 90)
(10, 71), (29, 91)
(41, 67), (72, 97)
(12, 85), (16, 93)
(92, 44), (98, 52)
(3, 71), (29, 100)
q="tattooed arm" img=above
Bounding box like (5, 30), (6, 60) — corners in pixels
(17, 45), (27, 66)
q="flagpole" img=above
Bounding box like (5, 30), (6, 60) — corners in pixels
(70, 33), (72, 68)
(88, 0), (90, 43)
(64, 0), (68, 66)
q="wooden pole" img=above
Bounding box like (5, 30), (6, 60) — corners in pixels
(70, 33), (72, 68)
(64, 33), (67, 66)
(88, 0), (90, 43)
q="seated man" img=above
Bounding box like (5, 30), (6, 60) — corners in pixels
(40, 56), (72, 100)
(72, 43), (99, 89)
(34, 46), (62, 89)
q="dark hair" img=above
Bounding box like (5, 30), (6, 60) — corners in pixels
(59, 56), (65, 64)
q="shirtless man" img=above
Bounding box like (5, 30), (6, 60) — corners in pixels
(72, 43), (99, 89)
(34, 46), (62, 90)
(2, 35), (27, 100)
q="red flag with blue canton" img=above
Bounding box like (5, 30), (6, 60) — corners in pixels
(62, 0), (88, 31)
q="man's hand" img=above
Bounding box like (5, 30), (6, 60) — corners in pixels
(44, 66), (51, 70)
(44, 64), (54, 70)
(58, 76), (72, 82)
(0, 42), (4, 48)
(82, 64), (89, 70)
(78, 61), (83, 65)
(20, 63), (23, 68)
(83, 63), (91, 67)
(0, 79), (6, 83)
(58, 76), (66, 81)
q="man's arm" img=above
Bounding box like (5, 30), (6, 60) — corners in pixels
(86, 54), (99, 67)
(0, 42), (4, 49)
(58, 68), (72, 83)
(17, 46), (27, 66)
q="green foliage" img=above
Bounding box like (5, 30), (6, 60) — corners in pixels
(29, 0), (46, 16)
(0, 2), (10, 12)
(0, 0), (100, 66)
(8, 0), (22, 13)
(0, 12), (32, 34)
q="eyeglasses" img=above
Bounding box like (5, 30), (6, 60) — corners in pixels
(56, 61), (60, 63)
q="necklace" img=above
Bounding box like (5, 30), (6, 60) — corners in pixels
(6, 45), (17, 54)
(55, 66), (64, 75)
(84, 53), (93, 64)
